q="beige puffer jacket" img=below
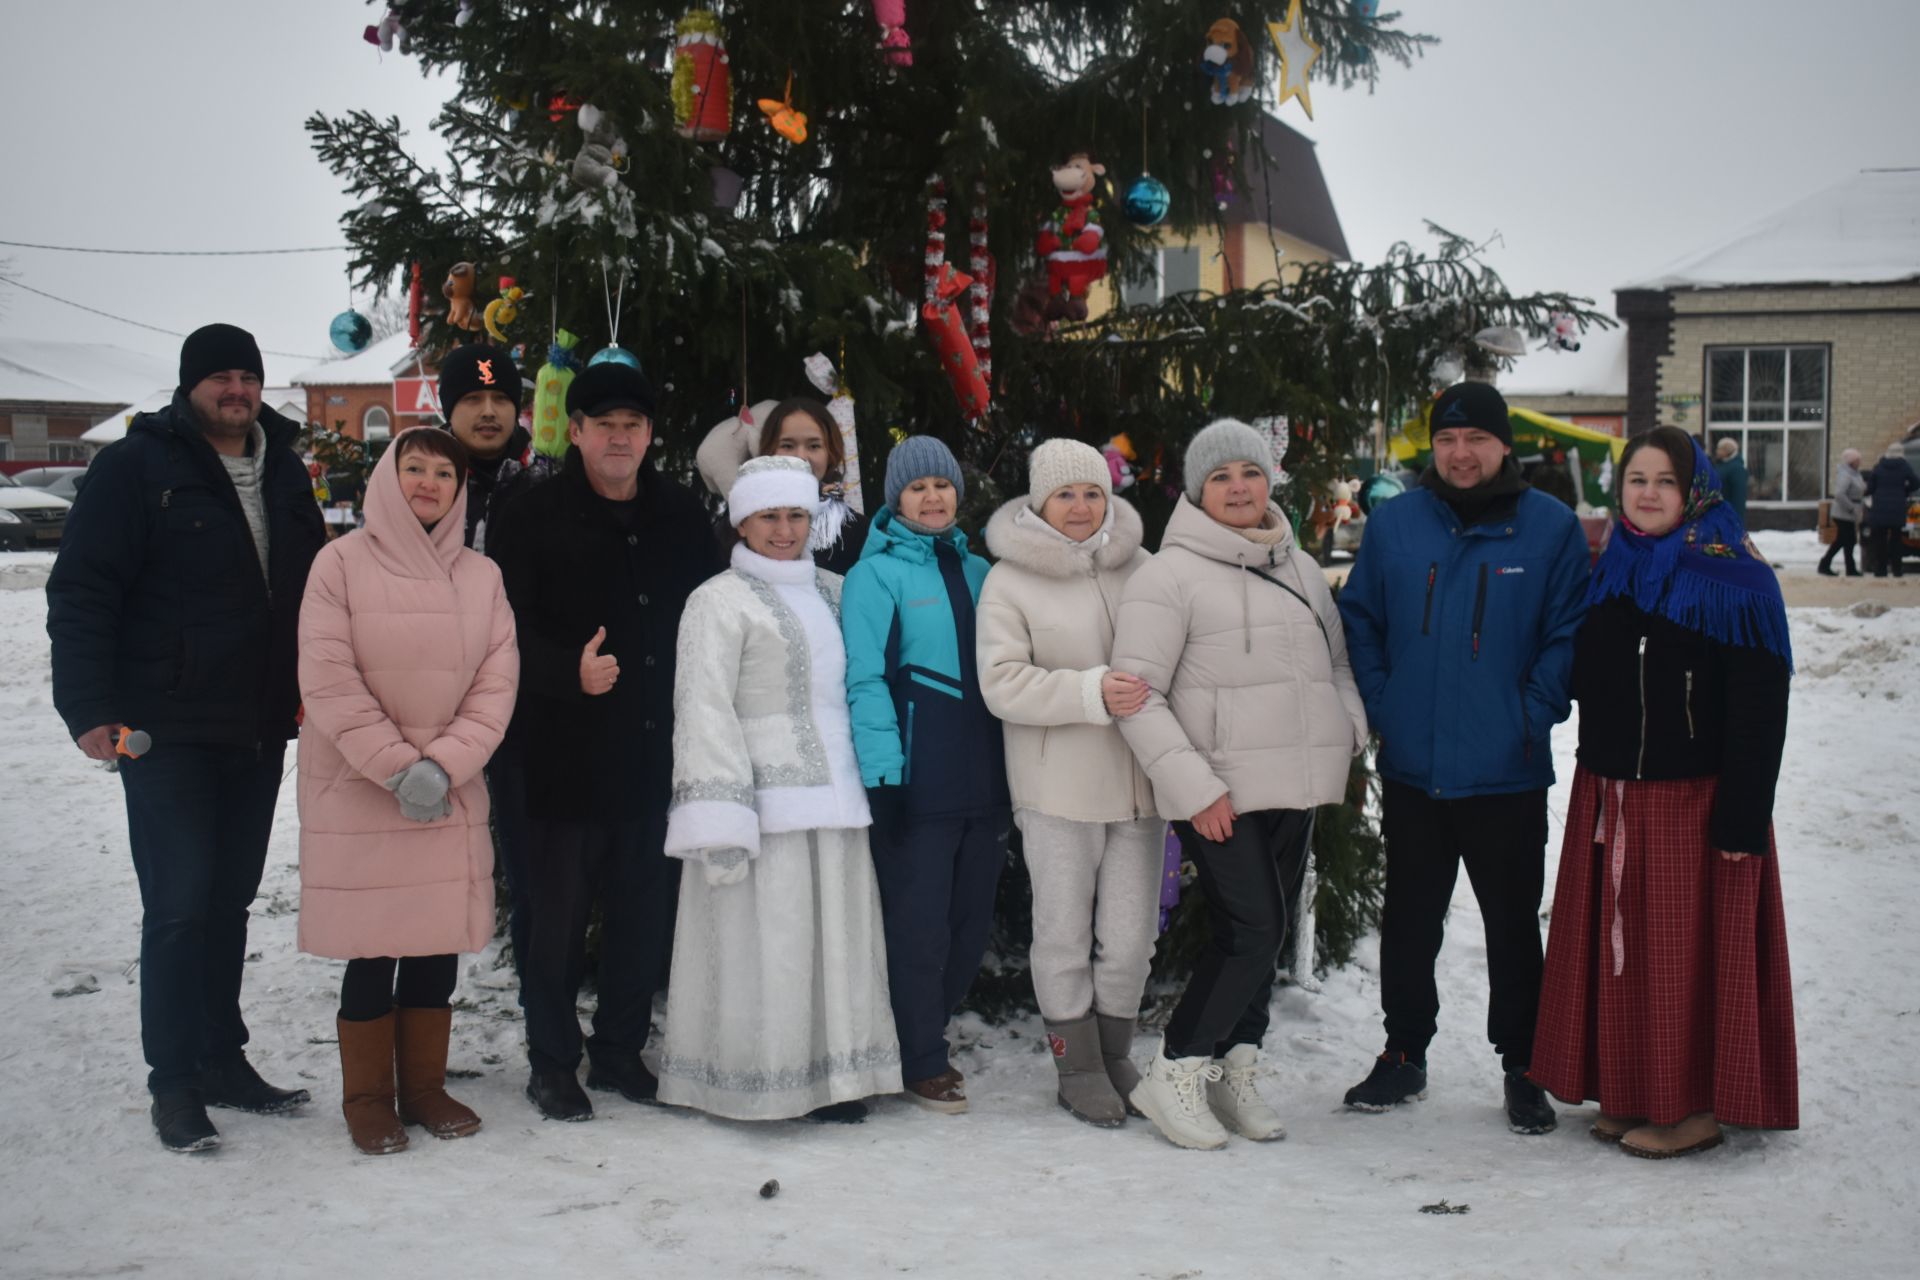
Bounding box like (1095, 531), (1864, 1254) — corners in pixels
(977, 496), (1156, 824)
(1112, 496), (1368, 822)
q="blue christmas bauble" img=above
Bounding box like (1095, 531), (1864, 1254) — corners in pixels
(328, 310), (372, 354)
(1121, 176), (1171, 228)
(588, 344), (642, 370)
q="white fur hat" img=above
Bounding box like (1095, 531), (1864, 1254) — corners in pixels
(727, 455), (820, 527)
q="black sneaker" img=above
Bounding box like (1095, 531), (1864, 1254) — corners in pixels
(585, 1050), (661, 1105)
(1343, 1051), (1428, 1112)
(805, 1100), (869, 1124)
(1504, 1072), (1557, 1135)
(151, 1089), (221, 1153)
(200, 1056), (311, 1114)
(526, 1067), (593, 1121)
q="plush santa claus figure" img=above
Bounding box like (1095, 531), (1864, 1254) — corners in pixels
(1035, 152), (1108, 321)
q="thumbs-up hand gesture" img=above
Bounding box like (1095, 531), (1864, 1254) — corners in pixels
(580, 626), (620, 696)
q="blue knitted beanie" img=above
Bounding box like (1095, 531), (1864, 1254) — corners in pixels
(883, 435), (966, 510)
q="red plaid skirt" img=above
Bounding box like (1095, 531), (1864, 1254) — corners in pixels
(1530, 767), (1798, 1129)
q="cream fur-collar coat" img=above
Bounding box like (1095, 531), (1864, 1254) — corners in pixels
(976, 495), (1156, 824)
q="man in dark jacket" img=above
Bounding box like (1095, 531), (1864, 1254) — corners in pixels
(1863, 443), (1919, 578)
(46, 323), (327, 1153)
(436, 344), (556, 978)
(1337, 380), (1591, 1135)
(490, 362), (724, 1121)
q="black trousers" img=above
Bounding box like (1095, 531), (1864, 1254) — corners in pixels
(1868, 524), (1906, 577)
(1818, 518), (1858, 575)
(484, 738), (534, 976)
(870, 814), (1009, 1083)
(521, 811), (678, 1073)
(1378, 780), (1547, 1074)
(339, 955), (457, 1022)
(119, 741), (285, 1093)
(1162, 808), (1313, 1060)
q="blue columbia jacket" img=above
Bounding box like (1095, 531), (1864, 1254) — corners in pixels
(841, 507), (1009, 818)
(1338, 484), (1590, 798)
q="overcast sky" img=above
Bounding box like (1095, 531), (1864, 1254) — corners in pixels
(2, 0), (1915, 393)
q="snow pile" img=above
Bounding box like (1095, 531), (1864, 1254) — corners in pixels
(0, 556), (1913, 1276)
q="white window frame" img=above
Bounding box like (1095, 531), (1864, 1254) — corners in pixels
(1703, 344), (1829, 507)
(1118, 244), (1204, 308)
(46, 441), (89, 462)
(0, 437), (11, 461)
(362, 404), (392, 444)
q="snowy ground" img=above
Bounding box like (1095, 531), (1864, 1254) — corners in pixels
(1, 549), (1915, 1278)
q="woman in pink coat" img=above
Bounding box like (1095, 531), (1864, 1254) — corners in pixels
(297, 426), (518, 1155)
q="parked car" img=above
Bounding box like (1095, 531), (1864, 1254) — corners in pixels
(0, 471), (70, 550)
(10, 466), (88, 502)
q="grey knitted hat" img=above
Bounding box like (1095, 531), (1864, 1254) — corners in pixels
(884, 435), (965, 510)
(1027, 437), (1111, 512)
(1183, 418), (1275, 502)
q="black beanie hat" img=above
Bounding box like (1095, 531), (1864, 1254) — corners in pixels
(1430, 380), (1513, 448)
(566, 361), (657, 419)
(178, 323), (264, 391)
(437, 344), (522, 415)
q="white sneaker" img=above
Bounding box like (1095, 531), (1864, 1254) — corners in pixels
(1129, 1050), (1230, 1150)
(1207, 1043), (1286, 1141)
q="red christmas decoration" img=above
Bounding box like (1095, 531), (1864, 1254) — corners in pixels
(923, 264), (989, 420)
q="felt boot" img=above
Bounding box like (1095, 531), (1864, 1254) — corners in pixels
(1046, 1016), (1125, 1128)
(338, 1012), (408, 1155)
(394, 1006), (480, 1139)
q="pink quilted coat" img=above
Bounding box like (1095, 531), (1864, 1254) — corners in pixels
(296, 431), (519, 959)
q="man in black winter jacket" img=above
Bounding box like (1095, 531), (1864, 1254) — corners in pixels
(490, 361), (724, 1121)
(46, 324), (326, 1153)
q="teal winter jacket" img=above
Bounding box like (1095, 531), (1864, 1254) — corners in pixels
(841, 507), (1010, 819)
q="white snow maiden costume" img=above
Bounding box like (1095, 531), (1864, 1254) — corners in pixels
(657, 456), (901, 1119)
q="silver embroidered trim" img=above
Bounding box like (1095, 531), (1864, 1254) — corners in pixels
(658, 1043), (902, 1094)
(734, 570), (831, 789)
(672, 780), (756, 809)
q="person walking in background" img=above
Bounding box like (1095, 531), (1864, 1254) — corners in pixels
(656, 457), (900, 1123)
(1531, 427), (1797, 1157)
(1336, 381), (1590, 1136)
(296, 427), (518, 1155)
(1862, 443), (1918, 578)
(1818, 448), (1866, 578)
(47, 323), (326, 1153)
(1112, 420), (1369, 1150)
(1712, 437), (1749, 518)
(841, 436), (1010, 1114)
(490, 362), (724, 1122)
(977, 439), (1160, 1128)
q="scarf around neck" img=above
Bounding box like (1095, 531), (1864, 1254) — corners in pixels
(1590, 436), (1792, 670)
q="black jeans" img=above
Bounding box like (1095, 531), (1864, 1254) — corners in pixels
(871, 814), (1010, 1083)
(1868, 524), (1906, 577)
(521, 811), (678, 1073)
(484, 738), (534, 977)
(119, 741), (286, 1093)
(1162, 808), (1313, 1060)
(1818, 518), (1859, 575)
(339, 955), (457, 1022)
(1378, 780), (1547, 1074)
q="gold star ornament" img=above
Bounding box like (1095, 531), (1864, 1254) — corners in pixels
(1268, 0), (1322, 120)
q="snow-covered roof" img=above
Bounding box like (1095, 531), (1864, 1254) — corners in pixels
(289, 330), (418, 387)
(81, 388), (305, 446)
(1623, 168), (1920, 291)
(0, 339), (175, 406)
(1501, 333), (1628, 399)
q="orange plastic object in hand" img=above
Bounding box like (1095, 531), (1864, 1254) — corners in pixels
(116, 727), (152, 758)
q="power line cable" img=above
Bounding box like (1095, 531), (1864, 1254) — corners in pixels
(0, 277), (325, 362)
(0, 238), (347, 257)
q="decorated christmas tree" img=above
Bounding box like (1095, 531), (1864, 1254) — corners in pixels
(310, 0), (1609, 1008)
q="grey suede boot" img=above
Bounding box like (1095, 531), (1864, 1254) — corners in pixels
(1096, 1014), (1145, 1116)
(1047, 1016), (1126, 1128)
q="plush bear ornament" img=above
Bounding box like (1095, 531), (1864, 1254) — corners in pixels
(572, 104), (630, 191)
(442, 263), (482, 333)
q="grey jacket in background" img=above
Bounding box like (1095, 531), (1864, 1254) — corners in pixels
(1831, 461), (1866, 523)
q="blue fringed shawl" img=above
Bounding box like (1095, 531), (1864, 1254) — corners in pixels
(1590, 437), (1793, 671)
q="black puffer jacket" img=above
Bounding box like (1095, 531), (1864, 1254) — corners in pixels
(463, 424), (561, 554)
(47, 396), (326, 747)
(1571, 595), (1789, 854)
(489, 449), (724, 822)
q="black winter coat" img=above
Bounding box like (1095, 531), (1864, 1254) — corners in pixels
(47, 397), (326, 748)
(1571, 595), (1789, 855)
(463, 424), (561, 554)
(490, 450), (724, 822)
(1862, 453), (1919, 529)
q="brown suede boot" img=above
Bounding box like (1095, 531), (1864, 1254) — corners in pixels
(338, 1012), (408, 1155)
(1619, 1112), (1723, 1159)
(395, 1006), (481, 1139)
(1591, 1112), (1645, 1143)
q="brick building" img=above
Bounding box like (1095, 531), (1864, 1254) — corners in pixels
(1616, 169), (1920, 528)
(291, 331), (438, 443)
(0, 341), (173, 466)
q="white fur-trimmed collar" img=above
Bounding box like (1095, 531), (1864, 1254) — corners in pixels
(983, 494), (1144, 579)
(731, 541), (817, 584)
